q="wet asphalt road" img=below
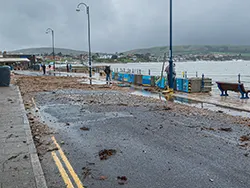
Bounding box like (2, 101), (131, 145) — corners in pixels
(35, 89), (250, 188)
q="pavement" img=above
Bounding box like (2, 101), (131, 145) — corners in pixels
(0, 85), (47, 188)
(173, 88), (250, 113)
(14, 70), (99, 79)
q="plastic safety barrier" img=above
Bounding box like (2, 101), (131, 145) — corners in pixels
(118, 73), (124, 81)
(176, 78), (183, 91)
(142, 75), (151, 86)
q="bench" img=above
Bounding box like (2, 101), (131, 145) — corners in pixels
(216, 82), (250, 99)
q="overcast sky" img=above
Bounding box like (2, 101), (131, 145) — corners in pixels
(0, 0), (250, 52)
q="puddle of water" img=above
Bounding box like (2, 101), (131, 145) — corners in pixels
(80, 80), (108, 85)
(130, 88), (250, 118)
(130, 89), (166, 101)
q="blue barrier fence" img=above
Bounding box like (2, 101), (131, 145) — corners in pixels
(142, 75), (151, 86)
(112, 72), (204, 93)
(128, 74), (135, 83)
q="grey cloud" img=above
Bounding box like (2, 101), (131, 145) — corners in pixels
(0, 0), (250, 52)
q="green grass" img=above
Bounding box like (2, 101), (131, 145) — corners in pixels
(124, 45), (250, 57)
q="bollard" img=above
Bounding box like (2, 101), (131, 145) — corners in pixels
(238, 73), (241, 83)
(201, 74), (205, 91)
(196, 71), (198, 77)
(148, 69), (151, 75)
(185, 71), (187, 79)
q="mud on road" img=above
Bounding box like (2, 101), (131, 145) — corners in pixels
(14, 74), (250, 188)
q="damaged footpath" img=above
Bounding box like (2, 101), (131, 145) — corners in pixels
(0, 85), (47, 188)
(10, 74), (250, 188)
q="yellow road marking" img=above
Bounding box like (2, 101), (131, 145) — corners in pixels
(51, 151), (74, 188)
(52, 136), (84, 188)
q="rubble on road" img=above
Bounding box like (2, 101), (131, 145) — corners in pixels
(240, 135), (250, 142)
(82, 167), (92, 179)
(218, 127), (232, 132)
(80, 127), (90, 131)
(201, 127), (216, 131)
(117, 176), (128, 185)
(47, 146), (58, 152)
(99, 176), (108, 180)
(99, 149), (117, 160)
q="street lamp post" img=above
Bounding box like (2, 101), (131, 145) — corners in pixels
(46, 28), (55, 71)
(76, 2), (92, 85)
(169, 0), (174, 90)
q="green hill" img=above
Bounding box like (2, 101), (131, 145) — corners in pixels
(9, 45), (250, 57)
(11, 47), (87, 56)
(124, 45), (250, 57)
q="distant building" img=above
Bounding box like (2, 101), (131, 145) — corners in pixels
(44, 55), (62, 61)
(3, 53), (36, 66)
(0, 57), (30, 70)
(99, 54), (112, 59)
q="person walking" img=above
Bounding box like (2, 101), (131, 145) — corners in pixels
(104, 66), (111, 85)
(69, 64), (72, 72)
(165, 63), (176, 88)
(66, 64), (69, 72)
(48, 64), (52, 75)
(42, 64), (46, 75)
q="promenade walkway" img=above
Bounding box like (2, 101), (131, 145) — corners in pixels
(0, 85), (47, 188)
(174, 89), (250, 113)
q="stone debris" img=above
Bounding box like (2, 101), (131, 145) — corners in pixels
(80, 127), (90, 131)
(23, 155), (29, 159)
(240, 135), (250, 142)
(218, 127), (232, 132)
(209, 178), (214, 182)
(82, 167), (92, 179)
(117, 176), (128, 185)
(201, 127), (216, 131)
(99, 149), (117, 160)
(47, 146), (58, 152)
(99, 176), (108, 180)
(239, 143), (249, 148)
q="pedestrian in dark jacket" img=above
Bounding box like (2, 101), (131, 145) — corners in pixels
(42, 64), (46, 75)
(104, 66), (111, 85)
(66, 64), (69, 72)
(165, 63), (176, 86)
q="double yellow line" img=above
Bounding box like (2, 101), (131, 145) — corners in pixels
(31, 98), (83, 187)
(51, 136), (84, 188)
